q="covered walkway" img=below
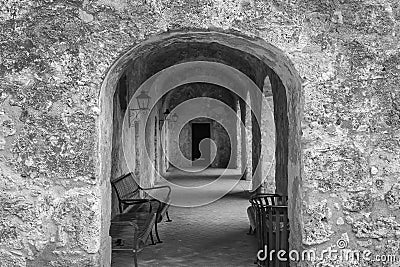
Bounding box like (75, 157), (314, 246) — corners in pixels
(111, 174), (258, 267)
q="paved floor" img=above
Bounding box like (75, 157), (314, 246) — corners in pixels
(111, 170), (258, 267)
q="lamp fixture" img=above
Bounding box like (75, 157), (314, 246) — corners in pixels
(159, 109), (178, 127)
(129, 91), (151, 127)
(171, 112), (178, 123)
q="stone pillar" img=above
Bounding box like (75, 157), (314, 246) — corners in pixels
(245, 93), (252, 181)
(251, 91), (262, 192)
(239, 100), (247, 180)
(236, 98), (242, 171)
(230, 101), (238, 169)
(269, 71), (288, 196)
(161, 120), (168, 172)
(260, 76), (276, 193)
(261, 95), (276, 193)
(165, 120), (170, 170)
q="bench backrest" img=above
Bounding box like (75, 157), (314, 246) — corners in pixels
(111, 173), (141, 202)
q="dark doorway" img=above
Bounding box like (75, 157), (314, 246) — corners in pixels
(192, 123), (211, 166)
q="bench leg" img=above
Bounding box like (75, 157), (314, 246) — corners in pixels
(155, 222), (163, 243)
(247, 225), (253, 235)
(150, 231), (156, 245)
(166, 211), (172, 222)
(133, 249), (138, 267)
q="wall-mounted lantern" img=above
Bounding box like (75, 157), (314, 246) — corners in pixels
(171, 113), (178, 123)
(159, 109), (178, 127)
(129, 91), (151, 127)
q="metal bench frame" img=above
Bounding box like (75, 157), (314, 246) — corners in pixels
(111, 172), (172, 243)
(110, 211), (157, 267)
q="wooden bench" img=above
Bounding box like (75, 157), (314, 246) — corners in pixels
(110, 209), (157, 267)
(111, 172), (172, 243)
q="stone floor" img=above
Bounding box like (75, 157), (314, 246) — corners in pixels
(111, 170), (258, 267)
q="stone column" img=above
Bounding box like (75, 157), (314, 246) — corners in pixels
(239, 99), (247, 180)
(269, 71), (288, 196)
(251, 91), (262, 192)
(261, 95), (276, 193)
(245, 92), (252, 182)
(236, 98), (241, 171)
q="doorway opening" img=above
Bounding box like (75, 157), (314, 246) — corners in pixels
(191, 122), (211, 165)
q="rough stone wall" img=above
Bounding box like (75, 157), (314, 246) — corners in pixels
(0, 0), (399, 266)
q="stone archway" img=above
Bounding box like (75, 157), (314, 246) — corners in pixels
(98, 30), (302, 265)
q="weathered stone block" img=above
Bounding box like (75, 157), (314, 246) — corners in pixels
(303, 200), (334, 245)
(343, 191), (372, 212)
(384, 183), (400, 210)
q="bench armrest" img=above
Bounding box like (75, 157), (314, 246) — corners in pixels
(110, 221), (139, 228)
(109, 221), (139, 238)
(121, 198), (151, 204)
(120, 198), (153, 213)
(141, 185), (171, 199)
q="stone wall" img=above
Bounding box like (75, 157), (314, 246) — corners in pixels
(1, 0), (399, 266)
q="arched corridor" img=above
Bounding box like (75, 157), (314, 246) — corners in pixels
(100, 30), (302, 266)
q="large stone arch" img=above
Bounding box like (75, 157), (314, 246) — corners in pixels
(98, 30), (302, 265)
